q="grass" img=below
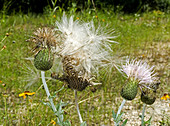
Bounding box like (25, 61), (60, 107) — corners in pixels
(0, 10), (169, 125)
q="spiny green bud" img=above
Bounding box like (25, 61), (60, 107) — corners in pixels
(34, 48), (54, 71)
(121, 80), (138, 100)
(141, 90), (156, 105)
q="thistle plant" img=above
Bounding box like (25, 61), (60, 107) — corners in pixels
(28, 27), (71, 125)
(140, 82), (160, 126)
(30, 27), (57, 113)
(113, 58), (159, 126)
(51, 14), (117, 124)
(28, 14), (117, 125)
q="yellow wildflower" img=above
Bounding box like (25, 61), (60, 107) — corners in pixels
(53, 15), (56, 18)
(19, 91), (35, 99)
(0, 80), (2, 83)
(76, 17), (79, 20)
(161, 94), (170, 100)
(102, 19), (105, 22)
(95, 15), (98, 18)
(51, 120), (56, 125)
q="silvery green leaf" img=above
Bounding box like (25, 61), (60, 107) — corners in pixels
(144, 116), (152, 125)
(41, 101), (51, 107)
(112, 110), (116, 119)
(58, 114), (64, 122)
(41, 101), (54, 111)
(62, 120), (71, 126)
(116, 112), (124, 123)
(121, 119), (128, 126)
(60, 100), (68, 107)
(52, 85), (65, 97)
(80, 121), (87, 126)
(54, 85), (65, 93)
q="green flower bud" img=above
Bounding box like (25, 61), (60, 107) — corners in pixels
(121, 80), (138, 100)
(141, 90), (156, 105)
(34, 48), (54, 71)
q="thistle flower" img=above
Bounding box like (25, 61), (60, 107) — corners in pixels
(120, 58), (158, 100)
(121, 58), (158, 88)
(31, 27), (59, 50)
(54, 14), (117, 91)
(28, 27), (61, 71)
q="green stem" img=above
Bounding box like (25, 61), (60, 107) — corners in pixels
(114, 99), (126, 126)
(116, 99), (126, 118)
(74, 90), (83, 123)
(41, 71), (58, 115)
(141, 103), (146, 126)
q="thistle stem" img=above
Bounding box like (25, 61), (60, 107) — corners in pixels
(41, 71), (57, 113)
(116, 99), (126, 118)
(141, 103), (146, 126)
(74, 90), (83, 123)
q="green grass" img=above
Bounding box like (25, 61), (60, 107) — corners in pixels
(0, 11), (169, 125)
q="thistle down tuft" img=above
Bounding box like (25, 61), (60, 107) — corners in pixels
(52, 14), (117, 91)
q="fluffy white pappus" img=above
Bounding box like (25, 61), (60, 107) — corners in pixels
(55, 14), (87, 55)
(83, 21), (118, 46)
(55, 14), (117, 78)
(22, 57), (51, 88)
(121, 58), (158, 87)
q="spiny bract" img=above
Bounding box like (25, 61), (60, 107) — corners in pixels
(34, 48), (54, 71)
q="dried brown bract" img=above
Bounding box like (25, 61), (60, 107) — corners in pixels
(28, 27), (63, 53)
(62, 55), (91, 91)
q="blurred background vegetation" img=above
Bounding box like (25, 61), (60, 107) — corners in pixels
(0, 0), (170, 14)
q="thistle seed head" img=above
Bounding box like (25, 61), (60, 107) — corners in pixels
(54, 14), (117, 80)
(29, 27), (63, 53)
(62, 55), (91, 91)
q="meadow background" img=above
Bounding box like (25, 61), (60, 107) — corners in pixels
(0, 0), (169, 125)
